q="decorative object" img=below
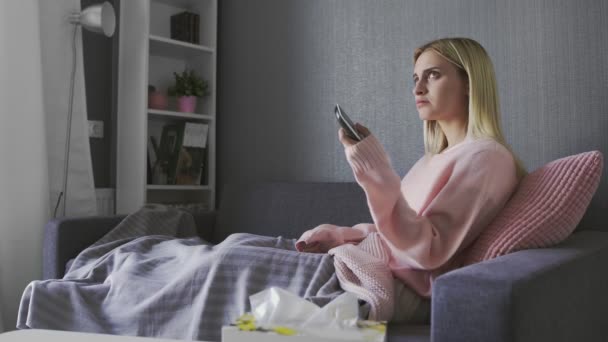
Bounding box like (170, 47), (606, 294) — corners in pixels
(168, 69), (210, 113)
(148, 85), (168, 110)
(175, 122), (209, 185)
(462, 150), (603, 265)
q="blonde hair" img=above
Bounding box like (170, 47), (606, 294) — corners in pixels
(413, 37), (527, 180)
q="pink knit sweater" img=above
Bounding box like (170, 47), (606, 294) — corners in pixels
(296, 134), (518, 302)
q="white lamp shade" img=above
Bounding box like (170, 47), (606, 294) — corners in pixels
(71, 1), (116, 37)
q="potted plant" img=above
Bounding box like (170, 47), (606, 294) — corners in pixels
(168, 69), (210, 113)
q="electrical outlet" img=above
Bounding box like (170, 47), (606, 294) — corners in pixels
(88, 120), (104, 138)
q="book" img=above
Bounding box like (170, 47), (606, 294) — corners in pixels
(170, 14), (176, 40)
(147, 136), (159, 184)
(170, 13), (181, 41)
(182, 12), (191, 42)
(170, 11), (199, 44)
(147, 151), (152, 184)
(158, 123), (185, 185)
(148, 136), (159, 168)
(175, 123), (209, 185)
(190, 12), (200, 44)
(194, 13), (200, 44)
(170, 12), (187, 42)
(182, 12), (190, 43)
(188, 12), (194, 43)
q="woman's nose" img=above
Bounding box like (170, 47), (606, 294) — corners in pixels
(412, 81), (427, 96)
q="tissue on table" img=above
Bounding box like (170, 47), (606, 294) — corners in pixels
(221, 287), (386, 342)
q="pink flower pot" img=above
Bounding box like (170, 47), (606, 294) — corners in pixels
(177, 96), (197, 113)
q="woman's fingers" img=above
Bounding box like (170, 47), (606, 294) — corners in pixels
(355, 123), (371, 137)
(300, 241), (323, 253)
(338, 128), (356, 147)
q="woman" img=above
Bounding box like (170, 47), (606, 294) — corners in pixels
(18, 37), (524, 340)
(296, 37), (526, 323)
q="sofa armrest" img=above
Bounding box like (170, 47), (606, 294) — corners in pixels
(43, 210), (218, 280)
(42, 215), (126, 280)
(431, 230), (608, 342)
(191, 210), (218, 243)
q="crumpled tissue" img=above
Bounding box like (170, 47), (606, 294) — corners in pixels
(223, 287), (386, 342)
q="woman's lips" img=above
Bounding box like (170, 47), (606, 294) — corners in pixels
(416, 101), (429, 107)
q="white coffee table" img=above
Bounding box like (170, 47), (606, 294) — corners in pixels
(0, 329), (210, 342)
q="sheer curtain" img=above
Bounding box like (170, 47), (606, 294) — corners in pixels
(0, 0), (50, 332)
(0, 0), (98, 331)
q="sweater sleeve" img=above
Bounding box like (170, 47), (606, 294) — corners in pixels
(345, 135), (517, 270)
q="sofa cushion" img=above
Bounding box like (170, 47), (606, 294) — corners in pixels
(212, 182), (372, 243)
(462, 150), (603, 265)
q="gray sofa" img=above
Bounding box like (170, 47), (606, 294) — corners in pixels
(42, 182), (608, 342)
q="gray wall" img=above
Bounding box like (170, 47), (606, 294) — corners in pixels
(218, 0), (608, 229)
(82, 0), (118, 188)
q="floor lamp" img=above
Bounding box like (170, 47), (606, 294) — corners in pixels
(54, 2), (115, 217)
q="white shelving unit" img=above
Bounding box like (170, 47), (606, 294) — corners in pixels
(116, 0), (217, 214)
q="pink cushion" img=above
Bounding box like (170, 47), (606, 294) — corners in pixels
(462, 150), (604, 265)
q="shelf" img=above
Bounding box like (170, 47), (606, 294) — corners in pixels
(117, 0), (216, 213)
(148, 109), (214, 121)
(147, 185), (213, 191)
(151, 0), (197, 9)
(149, 35), (214, 59)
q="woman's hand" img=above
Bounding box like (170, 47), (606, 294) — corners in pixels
(338, 123), (371, 148)
(295, 224), (338, 253)
(295, 224), (369, 253)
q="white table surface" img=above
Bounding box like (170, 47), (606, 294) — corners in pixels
(0, 329), (209, 342)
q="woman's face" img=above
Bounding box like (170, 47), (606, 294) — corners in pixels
(412, 50), (469, 122)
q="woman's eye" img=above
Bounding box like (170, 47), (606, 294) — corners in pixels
(413, 71), (440, 85)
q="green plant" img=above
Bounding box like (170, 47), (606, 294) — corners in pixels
(168, 69), (210, 98)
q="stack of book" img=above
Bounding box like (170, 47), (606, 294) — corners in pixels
(148, 122), (210, 186)
(170, 11), (200, 44)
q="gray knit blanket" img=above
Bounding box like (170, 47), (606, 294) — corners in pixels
(17, 206), (343, 341)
